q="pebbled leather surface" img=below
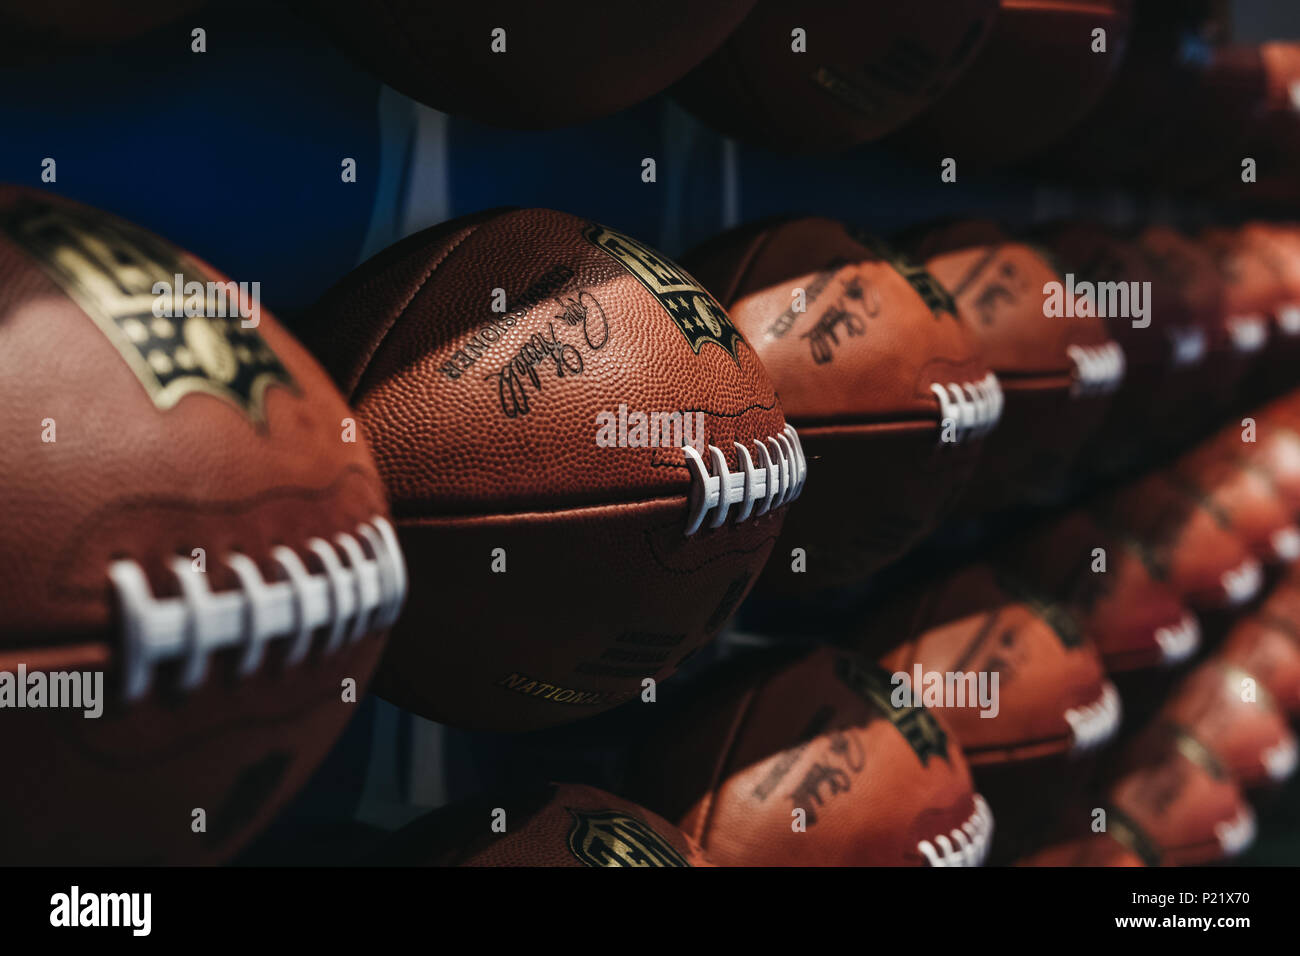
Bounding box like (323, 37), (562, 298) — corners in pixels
(372, 782), (712, 867)
(895, 1), (1133, 167)
(671, 0), (998, 152)
(302, 207), (792, 731)
(0, 186), (391, 863)
(910, 220), (1117, 511)
(997, 509), (1194, 673)
(865, 563), (1110, 765)
(628, 646), (980, 866)
(291, 0), (756, 129)
(685, 216), (990, 589)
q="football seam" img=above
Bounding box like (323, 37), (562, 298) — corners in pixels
(692, 678), (764, 853)
(348, 215), (493, 403)
(47, 463), (385, 602)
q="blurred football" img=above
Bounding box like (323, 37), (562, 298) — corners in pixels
(860, 562), (1118, 862)
(908, 220), (1124, 512)
(1106, 727), (1256, 866)
(1239, 222), (1300, 392)
(1219, 598), (1300, 718)
(1199, 225), (1282, 398)
(670, 0), (998, 152)
(1170, 440), (1300, 565)
(1037, 221), (1206, 477)
(1194, 407), (1300, 517)
(629, 647), (992, 866)
(683, 216), (1000, 592)
(1148, 661), (1298, 790)
(1134, 225), (1235, 437)
(372, 783), (712, 867)
(1018, 832), (1148, 867)
(1093, 471), (1263, 611)
(997, 509), (1200, 672)
(290, 1), (758, 128)
(893, 0), (1134, 167)
(866, 564), (1120, 765)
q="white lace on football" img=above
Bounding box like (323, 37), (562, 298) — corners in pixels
(1271, 526), (1300, 562)
(1215, 805), (1256, 857)
(1277, 304), (1300, 336)
(109, 515), (407, 701)
(1154, 614), (1201, 665)
(1228, 315), (1268, 353)
(1222, 558), (1263, 606)
(1264, 736), (1299, 783)
(1168, 326), (1207, 368)
(930, 372), (1003, 444)
(1066, 681), (1122, 753)
(1068, 342), (1126, 397)
(917, 794), (994, 867)
(682, 424), (807, 536)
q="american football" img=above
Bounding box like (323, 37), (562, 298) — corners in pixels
(629, 647), (992, 866)
(684, 216), (1000, 591)
(893, 0), (1134, 166)
(908, 220), (1124, 512)
(10, 0), (1300, 912)
(288, 1), (758, 129)
(302, 207), (803, 732)
(670, 0), (999, 152)
(372, 783), (713, 867)
(0, 187), (404, 864)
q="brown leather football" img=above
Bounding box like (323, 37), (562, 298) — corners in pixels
(628, 647), (992, 866)
(1199, 225), (1283, 391)
(372, 783), (712, 867)
(1221, 585), (1300, 717)
(1239, 222), (1300, 392)
(0, 187), (403, 864)
(1195, 408), (1300, 517)
(670, 0), (998, 152)
(1169, 440), (1300, 565)
(303, 208), (802, 732)
(1035, 1), (1233, 184)
(855, 564), (1116, 862)
(1134, 226), (1240, 434)
(893, 0), (1134, 167)
(1037, 221), (1205, 477)
(908, 221), (1123, 513)
(997, 510), (1200, 672)
(683, 217), (999, 592)
(863, 564), (1120, 766)
(1092, 472), (1262, 611)
(1236, 45), (1300, 203)
(288, 1), (757, 128)
(1018, 832), (1148, 867)
(1106, 728), (1256, 866)
(1151, 660), (1298, 790)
